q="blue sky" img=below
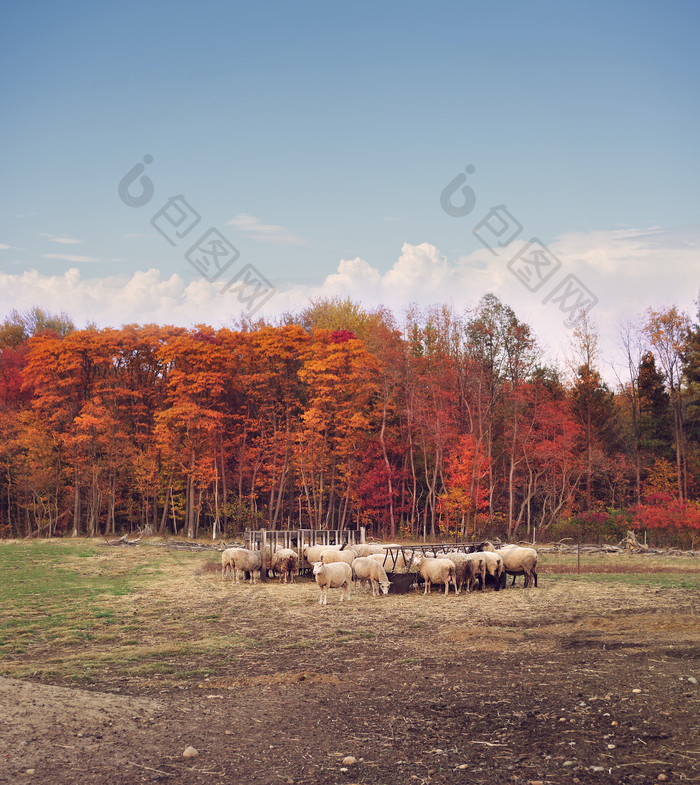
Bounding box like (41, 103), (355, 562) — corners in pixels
(1, 0), (699, 378)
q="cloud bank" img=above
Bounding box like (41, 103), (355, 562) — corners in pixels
(1, 226), (698, 384)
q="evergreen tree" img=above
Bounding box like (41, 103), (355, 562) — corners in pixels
(637, 351), (673, 460)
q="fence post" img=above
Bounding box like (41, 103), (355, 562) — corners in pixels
(260, 529), (268, 582)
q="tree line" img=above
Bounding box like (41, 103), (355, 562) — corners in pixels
(1, 294), (699, 546)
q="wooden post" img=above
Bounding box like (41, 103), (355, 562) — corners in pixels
(361, 526), (366, 544)
(577, 539), (580, 574)
(260, 529), (268, 582)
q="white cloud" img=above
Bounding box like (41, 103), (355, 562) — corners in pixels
(227, 213), (307, 246)
(2, 226), (699, 387)
(40, 233), (83, 245)
(0, 243), (16, 250)
(42, 253), (104, 263)
(51, 237), (83, 245)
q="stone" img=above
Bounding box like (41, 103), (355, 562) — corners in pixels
(183, 746), (199, 758)
(342, 756), (357, 766)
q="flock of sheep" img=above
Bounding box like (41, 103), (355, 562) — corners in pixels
(220, 541), (538, 604)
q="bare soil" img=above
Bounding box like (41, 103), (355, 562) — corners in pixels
(1, 550), (699, 785)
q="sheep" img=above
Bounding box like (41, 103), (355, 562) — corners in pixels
(223, 547), (262, 583)
(352, 557), (391, 596)
(302, 543), (344, 567)
(478, 550), (505, 590)
(464, 552), (486, 592)
(313, 561), (353, 605)
(270, 548), (299, 583)
(413, 553), (458, 595)
(351, 543), (387, 558)
(321, 548), (355, 567)
(221, 547), (238, 580)
(445, 552), (476, 594)
(481, 542), (538, 587)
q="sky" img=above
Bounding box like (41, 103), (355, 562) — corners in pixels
(1, 0), (699, 384)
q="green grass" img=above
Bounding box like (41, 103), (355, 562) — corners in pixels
(0, 539), (267, 682)
(0, 544), (139, 648)
(0, 541), (176, 677)
(546, 570), (700, 590)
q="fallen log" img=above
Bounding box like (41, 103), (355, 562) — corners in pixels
(104, 534), (142, 546)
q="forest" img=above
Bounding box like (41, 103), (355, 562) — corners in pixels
(1, 294), (699, 547)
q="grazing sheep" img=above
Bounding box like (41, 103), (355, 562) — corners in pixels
(479, 550), (505, 590)
(223, 547), (262, 583)
(221, 547), (238, 580)
(351, 543), (387, 557)
(302, 543), (344, 567)
(270, 548), (299, 583)
(313, 561), (352, 605)
(321, 548), (355, 567)
(413, 553), (458, 595)
(482, 542), (538, 587)
(464, 553), (486, 592)
(445, 552), (476, 594)
(352, 557), (391, 596)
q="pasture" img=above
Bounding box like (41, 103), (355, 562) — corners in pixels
(0, 540), (698, 785)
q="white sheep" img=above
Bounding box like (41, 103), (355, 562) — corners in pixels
(221, 547), (237, 580)
(321, 548), (355, 567)
(351, 543), (387, 557)
(270, 548), (299, 583)
(223, 547), (262, 583)
(313, 561), (353, 605)
(482, 542), (538, 587)
(352, 557), (391, 596)
(302, 543), (344, 567)
(478, 550), (505, 590)
(413, 553), (459, 595)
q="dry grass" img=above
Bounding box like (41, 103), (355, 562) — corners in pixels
(1, 539), (698, 685)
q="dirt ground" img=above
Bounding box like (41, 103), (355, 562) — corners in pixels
(1, 550), (699, 785)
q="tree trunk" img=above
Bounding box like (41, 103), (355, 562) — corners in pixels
(159, 472), (173, 535)
(379, 393), (396, 536)
(186, 448), (196, 539)
(72, 466), (80, 537)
